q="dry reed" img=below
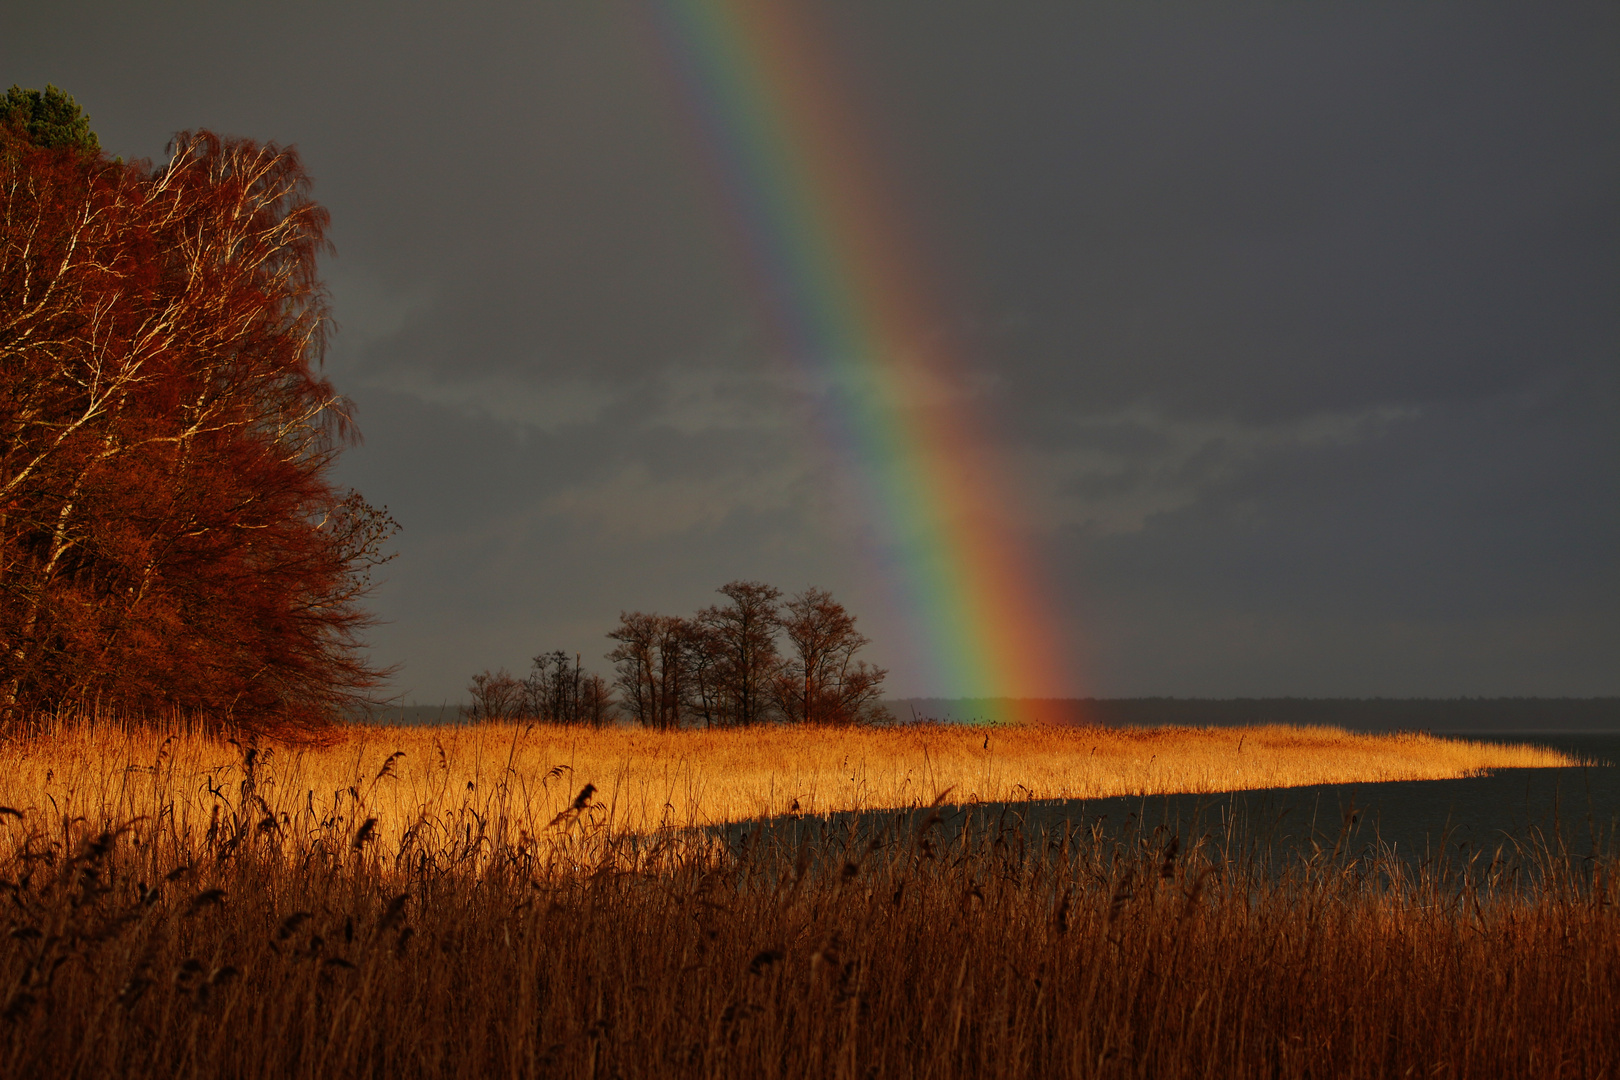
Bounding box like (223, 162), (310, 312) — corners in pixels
(0, 720), (1577, 847)
(0, 721), (1612, 1078)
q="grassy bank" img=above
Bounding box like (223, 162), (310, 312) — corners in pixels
(0, 721), (1576, 844)
(0, 742), (1613, 1079)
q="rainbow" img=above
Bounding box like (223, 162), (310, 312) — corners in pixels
(643, 2), (1075, 716)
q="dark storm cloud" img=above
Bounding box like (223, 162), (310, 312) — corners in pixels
(7, 2), (1615, 698)
(834, 4), (1617, 413)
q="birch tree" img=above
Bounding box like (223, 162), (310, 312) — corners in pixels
(0, 117), (394, 737)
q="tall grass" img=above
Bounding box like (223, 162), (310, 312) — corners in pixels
(1, 723), (1612, 1078)
(0, 719), (1577, 843)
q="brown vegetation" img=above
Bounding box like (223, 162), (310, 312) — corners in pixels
(3, 719), (1572, 844)
(1, 112), (395, 739)
(0, 720), (1582, 861)
(0, 723), (1612, 1078)
(473, 581), (890, 730)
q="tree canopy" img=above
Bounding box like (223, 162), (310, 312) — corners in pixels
(1, 106), (394, 739)
(601, 582), (888, 729)
(1, 84), (99, 153)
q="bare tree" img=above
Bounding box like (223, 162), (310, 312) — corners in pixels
(524, 650), (581, 723)
(606, 612), (690, 729)
(469, 582), (886, 730)
(697, 581), (782, 727)
(606, 613), (654, 726)
(681, 619), (725, 728)
(464, 668), (522, 722)
(775, 588), (890, 726)
(578, 672), (613, 728)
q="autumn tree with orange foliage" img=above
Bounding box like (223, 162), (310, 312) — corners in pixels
(0, 97), (395, 740)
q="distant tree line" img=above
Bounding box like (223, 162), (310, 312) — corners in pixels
(0, 87), (396, 739)
(464, 581), (891, 728)
(464, 652), (613, 726)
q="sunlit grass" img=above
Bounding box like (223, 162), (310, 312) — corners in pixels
(0, 719), (1577, 849)
(0, 719), (1611, 1079)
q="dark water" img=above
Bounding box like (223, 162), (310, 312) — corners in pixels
(890, 698), (1620, 733)
(728, 734), (1620, 865)
(364, 698), (1620, 731)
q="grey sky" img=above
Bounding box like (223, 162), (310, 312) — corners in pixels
(7, 2), (1616, 700)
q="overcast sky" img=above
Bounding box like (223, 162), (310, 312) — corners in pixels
(8, 2), (1617, 701)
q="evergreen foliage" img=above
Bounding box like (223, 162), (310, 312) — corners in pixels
(1, 84), (100, 153)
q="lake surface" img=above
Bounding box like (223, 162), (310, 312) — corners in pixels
(728, 733), (1620, 866)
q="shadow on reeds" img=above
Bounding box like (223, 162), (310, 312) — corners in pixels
(719, 742), (1619, 896)
(2, 742), (1617, 1079)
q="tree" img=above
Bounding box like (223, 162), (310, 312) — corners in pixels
(465, 669), (523, 722)
(461, 650), (613, 726)
(696, 581), (782, 727)
(0, 123), (394, 738)
(463, 670), (518, 722)
(774, 588), (890, 726)
(1, 85), (98, 153)
(522, 649), (614, 725)
(523, 650), (578, 722)
(606, 612), (691, 729)
(680, 618), (726, 728)
(577, 671), (613, 728)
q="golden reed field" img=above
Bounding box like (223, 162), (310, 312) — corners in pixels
(0, 719), (1579, 841)
(2, 719), (1614, 1079)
